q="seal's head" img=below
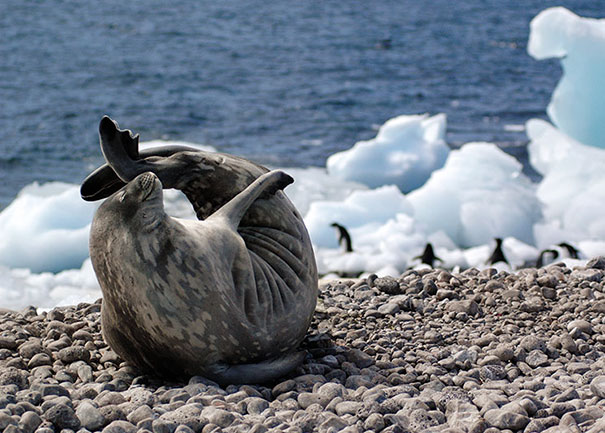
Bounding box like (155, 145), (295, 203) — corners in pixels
(95, 171), (166, 234)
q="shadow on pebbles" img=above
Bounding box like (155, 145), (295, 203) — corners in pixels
(3, 258), (605, 432)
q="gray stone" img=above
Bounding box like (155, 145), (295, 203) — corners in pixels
(519, 335), (546, 352)
(587, 256), (605, 269)
(524, 415), (559, 432)
(18, 341), (44, 359)
(96, 391), (127, 406)
(407, 408), (440, 431)
(567, 319), (593, 334)
(125, 388), (155, 407)
(318, 414), (349, 433)
(0, 412), (17, 430)
(298, 392), (329, 409)
(0, 336), (17, 350)
(39, 384), (70, 397)
(76, 401), (106, 431)
(374, 276), (401, 295)
(568, 361), (591, 375)
(445, 299), (480, 316)
(378, 302), (400, 316)
(159, 411), (203, 432)
(99, 404), (127, 423)
(346, 349), (374, 368)
(244, 397), (269, 415)
(484, 408), (529, 430)
(434, 387), (472, 411)
(334, 401), (362, 416)
(43, 403), (81, 430)
(0, 368), (28, 389)
(27, 353), (52, 368)
(201, 407), (235, 428)
(364, 413), (385, 431)
(102, 420), (137, 433)
(480, 364), (507, 381)
(151, 418), (178, 433)
(58, 346), (91, 363)
(126, 404), (153, 425)
(174, 425), (195, 433)
(525, 350), (549, 368)
(19, 411), (42, 433)
(590, 375), (605, 399)
(490, 344), (514, 362)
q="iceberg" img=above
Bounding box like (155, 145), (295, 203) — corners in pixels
(0, 182), (98, 273)
(326, 114), (449, 193)
(304, 185), (413, 249)
(408, 143), (542, 248)
(528, 7), (605, 149)
(0, 259), (100, 311)
(527, 119), (605, 244)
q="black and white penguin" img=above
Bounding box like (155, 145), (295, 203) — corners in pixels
(413, 243), (443, 267)
(536, 248), (559, 268)
(486, 238), (508, 265)
(331, 222), (353, 253)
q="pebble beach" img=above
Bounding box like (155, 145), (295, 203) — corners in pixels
(2, 259), (605, 433)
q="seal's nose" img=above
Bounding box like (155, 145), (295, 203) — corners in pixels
(137, 172), (161, 200)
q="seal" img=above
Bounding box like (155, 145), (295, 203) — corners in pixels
(85, 117), (318, 384)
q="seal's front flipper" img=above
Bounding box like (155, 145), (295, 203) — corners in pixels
(205, 351), (305, 385)
(210, 170), (293, 230)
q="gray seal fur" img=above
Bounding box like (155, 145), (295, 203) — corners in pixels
(86, 117), (318, 384)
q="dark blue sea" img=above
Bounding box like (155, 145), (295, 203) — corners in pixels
(0, 0), (603, 208)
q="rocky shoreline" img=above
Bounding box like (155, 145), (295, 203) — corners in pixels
(2, 259), (605, 433)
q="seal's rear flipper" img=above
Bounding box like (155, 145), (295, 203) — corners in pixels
(99, 116), (144, 183)
(205, 351), (306, 385)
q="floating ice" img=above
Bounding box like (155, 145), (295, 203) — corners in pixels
(528, 7), (605, 149)
(527, 119), (605, 243)
(304, 185), (413, 250)
(279, 167), (367, 217)
(408, 143), (542, 248)
(0, 259), (100, 311)
(0, 182), (98, 273)
(326, 114), (449, 193)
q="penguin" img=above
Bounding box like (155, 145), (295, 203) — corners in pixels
(331, 223), (353, 253)
(558, 242), (580, 259)
(486, 238), (508, 265)
(536, 249), (559, 268)
(413, 243), (443, 267)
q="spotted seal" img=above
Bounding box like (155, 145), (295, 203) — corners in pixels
(84, 117), (318, 384)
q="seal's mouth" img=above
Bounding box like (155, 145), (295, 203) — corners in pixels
(138, 172), (160, 201)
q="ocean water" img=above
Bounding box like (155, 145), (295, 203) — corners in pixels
(1, 0), (602, 208)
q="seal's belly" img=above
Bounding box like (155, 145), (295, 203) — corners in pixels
(100, 221), (314, 371)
